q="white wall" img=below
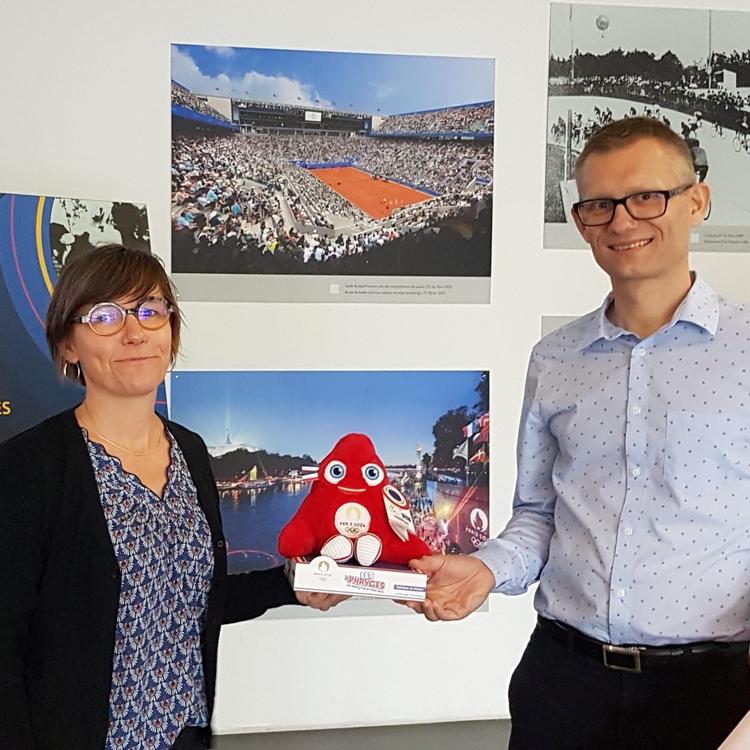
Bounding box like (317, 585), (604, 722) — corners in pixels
(3, 0), (750, 736)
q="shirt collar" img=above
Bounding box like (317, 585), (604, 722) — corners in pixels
(576, 273), (719, 350)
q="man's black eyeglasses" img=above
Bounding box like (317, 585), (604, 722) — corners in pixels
(573, 184), (694, 227)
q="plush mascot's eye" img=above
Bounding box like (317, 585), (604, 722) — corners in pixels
(324, 460), (347, 484)
(361, 463), (384, 486)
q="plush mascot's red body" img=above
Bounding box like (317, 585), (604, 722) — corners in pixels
(278, 433), (431, 566)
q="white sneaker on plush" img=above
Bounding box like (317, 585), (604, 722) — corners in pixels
(355, 534), (382, 567)
(320, 534), (354, 562)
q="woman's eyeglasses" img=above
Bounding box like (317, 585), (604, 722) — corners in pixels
(72, 297), (174, 336)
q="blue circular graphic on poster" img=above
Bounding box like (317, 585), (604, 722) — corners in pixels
(0, 194), (58, 357)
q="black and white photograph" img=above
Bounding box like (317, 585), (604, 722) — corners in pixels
(545, 3), (750, 251)
(170, 44), (494, 303)
(49, 198), (150, 272)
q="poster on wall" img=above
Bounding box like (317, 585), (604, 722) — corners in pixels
(546, 3), (750, 252)
(170, 370), (490, 616)
(170, 45), (494, 304)
(0, 192), (160, 443)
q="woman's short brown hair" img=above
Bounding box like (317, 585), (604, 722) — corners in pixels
(46, 244), (182, 384)
(575, 116), (695, 182)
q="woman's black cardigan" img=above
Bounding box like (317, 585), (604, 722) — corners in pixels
(0, 409), (296, 750)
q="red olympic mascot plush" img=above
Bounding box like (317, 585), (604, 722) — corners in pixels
(278, 433), (431, 566)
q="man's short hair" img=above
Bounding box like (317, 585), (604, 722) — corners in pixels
(575, 117), (695, 181)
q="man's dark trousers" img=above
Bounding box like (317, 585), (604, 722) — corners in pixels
(508, 620), (750, 750)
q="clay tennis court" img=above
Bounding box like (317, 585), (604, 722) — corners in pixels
(309, 166), (433, 220)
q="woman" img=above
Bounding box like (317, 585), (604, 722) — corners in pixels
(0, 244), (341, 750)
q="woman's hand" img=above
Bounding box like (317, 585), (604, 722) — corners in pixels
(295, 591), (350, 611)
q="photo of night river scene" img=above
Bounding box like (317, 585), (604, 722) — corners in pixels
(171, 370), (489, 573)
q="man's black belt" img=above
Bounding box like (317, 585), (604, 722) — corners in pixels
(537, 615), (749, 673)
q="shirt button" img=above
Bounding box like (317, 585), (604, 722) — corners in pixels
(616, 589), (626, 598)
(636, 348), (647, 357)
(624, 527), (633, 536)
(217, 540), (225, 548)
(631, 406), (642, 415)
(631, 466), (641, 477)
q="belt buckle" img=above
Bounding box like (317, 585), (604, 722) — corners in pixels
(602, 644), (643, 673)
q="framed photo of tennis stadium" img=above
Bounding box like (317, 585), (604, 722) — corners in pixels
(545, 3), (750, 253)
(170, 44), (494, 303)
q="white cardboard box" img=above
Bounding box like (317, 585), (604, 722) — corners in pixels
(287, 556), (427, 601)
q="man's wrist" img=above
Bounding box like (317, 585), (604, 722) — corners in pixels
(469, 547), (506, 590)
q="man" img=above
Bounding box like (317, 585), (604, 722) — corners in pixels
(410, 117), (750, 749)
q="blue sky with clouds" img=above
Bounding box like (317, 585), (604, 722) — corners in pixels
(172, 44), (494, 115)
(171, 370), (486, 465)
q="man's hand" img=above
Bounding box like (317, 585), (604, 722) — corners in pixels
(406, 554), (495, 621)
(295, 591), (350, 611)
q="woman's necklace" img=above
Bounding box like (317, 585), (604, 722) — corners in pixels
(82, 402), (162, 457)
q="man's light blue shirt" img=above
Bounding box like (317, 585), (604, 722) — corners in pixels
(474, 276), (750, 645)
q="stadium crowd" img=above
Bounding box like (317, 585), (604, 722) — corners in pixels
(379, 102), (494, 134)
(173, 174), (485, 268)
(171, 82), (231, 123)
(551, 75), (750, 134)
(279, 164), (368, 225)
(236, 98), (369, 119)
(172, 131), (492, 269)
